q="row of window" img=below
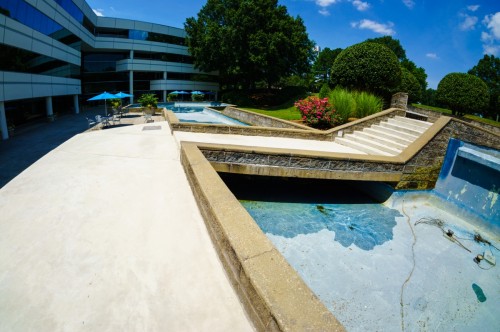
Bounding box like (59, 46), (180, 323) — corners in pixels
(0, 44), (80, 78)
(1, 1), (187, 49)
(0, 0), (80, 50)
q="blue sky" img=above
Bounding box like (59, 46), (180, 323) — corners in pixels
(87, 0), (499, 89)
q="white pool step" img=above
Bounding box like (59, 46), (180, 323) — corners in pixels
(335, 115), (432, 156)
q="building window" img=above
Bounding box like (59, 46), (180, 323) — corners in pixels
(0, 44), (80, 78)
(0, 0), (82, 50)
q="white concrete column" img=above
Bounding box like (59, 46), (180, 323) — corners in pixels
(46, 96), (53, 120)
(73, 95), (79, 114)
(0, 102), (8, 140)
(129, 71), (134, 104)
(130, 50), (134, 59)
(163, 71), (167, 102)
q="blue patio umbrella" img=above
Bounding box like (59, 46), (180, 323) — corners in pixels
(176, 91), (189, 101)
(169, 91), (180, 94)
(191, 91), (204, 95)
(114, 91), (133, 98)
(87, 91), (117, 115)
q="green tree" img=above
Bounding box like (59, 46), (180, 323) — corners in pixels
(365, 36), (406, 61)
(401, 59), (428, 94)
(468, 54), (499, 119)
(436, 73), (489, 116)
(330, 42), (401, 97)
(396, 67), (422, 103)
(184, 0), (315, 89)
(364, 36), (428, 93)
(312, 47), (342, 83)
(318, 83), (331, 98)
(421, 88), (437, 106)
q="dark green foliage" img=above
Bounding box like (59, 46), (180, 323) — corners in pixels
(364, 36), (428, 93)
(365, 36), (406, 61)
(221, 86), (307, 107)
(318, 83), (331, 98)
(421, 88), (437, 106)
(396, 67), (422, 103)
(221, 90), (254, 106)
(436, 73), (489, 116)
(331, 42), (401, 96)
(184, 0), (315, 89)
(312, 47), (342, 83)
(401, 59), (428, 94)
(468, 55), (499, 119)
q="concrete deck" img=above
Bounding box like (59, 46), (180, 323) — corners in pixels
(0, 121), (254, 331)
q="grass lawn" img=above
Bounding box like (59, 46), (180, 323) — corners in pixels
(412, 104), (499, 127)
(241, 106), (302, 121)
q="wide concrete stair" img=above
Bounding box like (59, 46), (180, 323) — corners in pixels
(335, 116), (433, 156)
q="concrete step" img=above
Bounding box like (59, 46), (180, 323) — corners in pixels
(388, 117), (430, 132)
(370, 125), (419, 141)
(345, 133), (402, 155)
(363, 128), (414, 146)
(335, 137), (394, 156)
(352, 131), (407, 151)
(379, 121), (424, 136)
(394, 116), (432, 129)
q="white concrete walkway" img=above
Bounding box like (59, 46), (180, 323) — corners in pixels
(174, 131), (366, 154)
(0, 122), (253, 331)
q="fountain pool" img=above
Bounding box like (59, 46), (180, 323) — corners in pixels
(220, 139), (500, 331)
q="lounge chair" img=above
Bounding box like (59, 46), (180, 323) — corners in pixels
(86, 117), (97, 129)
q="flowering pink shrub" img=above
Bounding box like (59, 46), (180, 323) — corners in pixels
(294, 96), (336, 129)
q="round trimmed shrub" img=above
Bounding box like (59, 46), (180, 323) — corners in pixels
(436, 73), (489, 116)
(330, 42), (401, 95)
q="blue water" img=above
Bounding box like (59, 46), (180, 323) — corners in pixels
(242, 201), (401, 250)
(128, 102), (248, 126)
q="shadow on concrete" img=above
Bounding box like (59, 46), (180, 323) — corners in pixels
(0, 109), (104, 188)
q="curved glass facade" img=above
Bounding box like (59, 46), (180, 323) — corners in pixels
(0, 0), (219, 137)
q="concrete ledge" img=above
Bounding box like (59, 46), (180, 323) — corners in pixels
(180, 142), (345, 332)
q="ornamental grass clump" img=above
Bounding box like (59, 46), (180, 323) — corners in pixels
(329, 87), (356, 124)
(353, 91), (383, 118)
(295, 96), (336, 129)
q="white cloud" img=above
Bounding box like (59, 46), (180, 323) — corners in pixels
(316, 0), (340, 6)
(481, 12), (500, 55)
(315, 0), (340, 16)
(319, 8), (330, 16)
(402, 0), (415, 9)
(93, 8), (104, 17)
(467, 5), (480, 12)
(459, 14), (478, 30)
(351, 19), (395, 35)
(483, 12), (500, 39)
(315, 0), (369, 15)
(352, 0), (370, 11)
(483, 44), (499, 56)
(426, 53), (439, 59)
